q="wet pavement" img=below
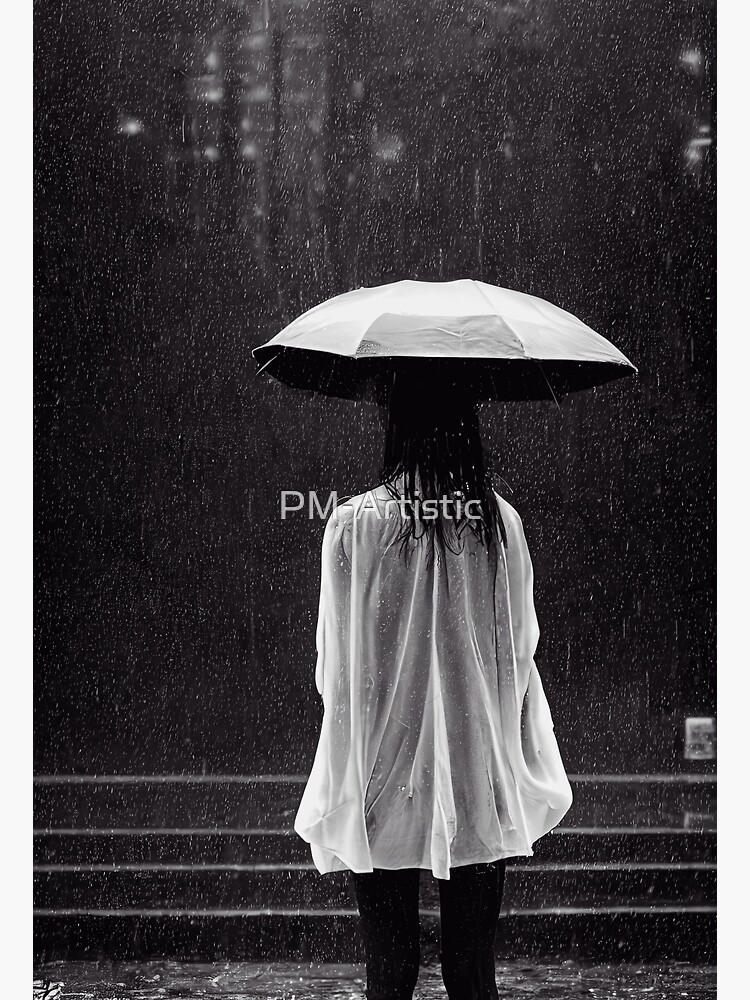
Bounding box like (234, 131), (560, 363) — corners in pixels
(34, 960), (716, 999)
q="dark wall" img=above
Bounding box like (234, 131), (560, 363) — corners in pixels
(34, 0), (715, 776)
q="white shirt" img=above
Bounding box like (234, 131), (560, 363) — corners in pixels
(293, 484), (573, 880)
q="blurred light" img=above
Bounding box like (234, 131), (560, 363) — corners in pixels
(118, 117), (144, 136)
(248, 85), (272, 103)
(683, 124), (713, 176)
(205, 50), (220, 71)
(679, 47), (704, 76)
(204, 146), (220, 161)
(244, 34), (267, 51)
(241, 142), (260, 160)
(373, 134), (405, 163)
(205, 87), (224, 103)
(351, 80), (365, 100)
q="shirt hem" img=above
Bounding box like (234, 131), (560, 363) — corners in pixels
(304, 840), (537, 878)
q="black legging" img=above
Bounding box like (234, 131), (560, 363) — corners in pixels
(351, 860), (506, 1000)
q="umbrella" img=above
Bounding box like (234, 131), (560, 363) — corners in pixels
(252, 278), (637, 403)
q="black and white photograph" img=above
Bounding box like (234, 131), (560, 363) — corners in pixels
(22, 0), (731, 997)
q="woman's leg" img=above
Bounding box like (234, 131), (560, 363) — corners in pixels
(350, 867), (421, 1000)
(437, 859), (506, 1000)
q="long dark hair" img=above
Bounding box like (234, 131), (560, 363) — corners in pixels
(379, 366), (507, 559)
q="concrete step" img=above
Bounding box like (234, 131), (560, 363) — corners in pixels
(34, 912), (716, 964)
(34, 863), (715, 911)
(33, 774), (716, 830)
(34, 829), (716, 865)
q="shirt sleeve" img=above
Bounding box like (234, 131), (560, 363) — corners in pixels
(508, 506), (547, 724)
(509, 506), (541, 687)
(500, 496), (571, 809)
(314, 504), (353, 697)
(495, 493), (540, 697)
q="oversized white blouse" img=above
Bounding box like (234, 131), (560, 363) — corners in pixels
(293, 485), (573, 880)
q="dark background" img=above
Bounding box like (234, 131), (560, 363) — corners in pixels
(34, 0), (715, 777)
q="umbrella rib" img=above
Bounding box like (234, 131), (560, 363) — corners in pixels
(472, 279), (502, 319)
(472, 280), (532, 359)
(535, 360), (561, 410)
(324, 354), (336, 396)
(255, 351), (281, 377)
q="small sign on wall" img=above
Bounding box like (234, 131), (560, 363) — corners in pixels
(684, 716), (716, 760)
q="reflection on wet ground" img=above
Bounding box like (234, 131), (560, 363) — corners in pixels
(34, 960), (716, 999)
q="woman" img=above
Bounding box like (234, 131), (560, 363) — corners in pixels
(294, 369), (573, 999)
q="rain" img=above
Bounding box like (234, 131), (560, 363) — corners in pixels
(34, 0), (715, 997)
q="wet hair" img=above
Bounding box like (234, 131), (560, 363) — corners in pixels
(379, 365), (507, 560)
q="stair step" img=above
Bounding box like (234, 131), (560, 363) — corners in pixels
(33, 829), (716, 865)
(34, 865), (715, 912)
(33, 775), (716, 831)
(33, 911), (717, 964)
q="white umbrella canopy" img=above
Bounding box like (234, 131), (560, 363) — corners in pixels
(253, 279), (637, 402)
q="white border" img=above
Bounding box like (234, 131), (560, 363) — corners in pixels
(3, 0), (33, 994)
